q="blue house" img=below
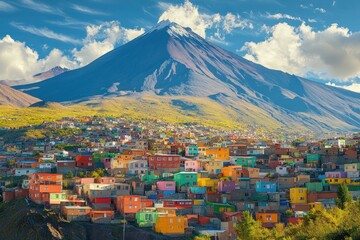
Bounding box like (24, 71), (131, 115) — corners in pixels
(256, 182), (277, 193)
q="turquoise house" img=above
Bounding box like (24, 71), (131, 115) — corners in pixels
(236, 156), (256, 168)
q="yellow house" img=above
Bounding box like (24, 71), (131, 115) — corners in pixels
(197, 177), (218, 192)
(325, 178), (351, 185)
(155, 216), (188, 235)
(205, 147), (230, 160)
(205, 160), (224, 175)
(309, 202), (323, 211)
(290, 188), (307, 204)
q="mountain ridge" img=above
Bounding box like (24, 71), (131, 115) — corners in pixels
(15, 21), (360, 131)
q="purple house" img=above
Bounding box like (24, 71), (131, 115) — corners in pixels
(325, 171), (347, 178)
(217, 180), (236, 193)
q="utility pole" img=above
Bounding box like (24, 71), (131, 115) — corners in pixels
(122, 214), (126, 240)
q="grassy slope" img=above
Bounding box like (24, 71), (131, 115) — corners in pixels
(0, 94), (284, 131)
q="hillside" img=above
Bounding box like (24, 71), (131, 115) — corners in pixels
(15, 21), (360, 132)
(0, 84), (41, 107)
(0, 199), (169, 240)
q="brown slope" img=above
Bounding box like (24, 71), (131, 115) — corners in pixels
(0, 84), (41, 107)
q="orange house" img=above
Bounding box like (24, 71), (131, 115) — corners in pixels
(256, 211), (279, 224)
(116, 195), (142, 215)
(206, 147), (230, 160)
(155, 216), (188, 235)
(29, 173), (63, 204)
(222, 166), (242, 182)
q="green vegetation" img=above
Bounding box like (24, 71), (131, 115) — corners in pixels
(0, 94), (287, 131)
(236, 201), (360, 240)
(336, 182), (353, 209)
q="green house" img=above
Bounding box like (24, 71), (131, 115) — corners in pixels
(141, 170), (159, 184)
(236, 156), (256, 167)
(305, 182), (323, 192)
(306, 154), (320, 165)
(93, 152), (117, 163)
(49, 193), (66, 204)
(174, 172), (198, 192)
(206, 201), (235, 214)
(136, 210), (159, 227)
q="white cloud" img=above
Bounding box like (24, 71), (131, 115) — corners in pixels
(326, 82), (360, 93)
(0, 35), (75, 81)
(241, 22), (360, 81)
(72, 21), (144, 66)
(265, 13), (302, 21)
(21, 0), (62, 15)
(315, 8), (326, 13)
(308, 18), (317, 23)
(0, 1), (15, 11)
(71, 4), (106, 15)
(158, 0), (252, 39)
(1, 20), (145, 81)
(11, 22), (81, 44)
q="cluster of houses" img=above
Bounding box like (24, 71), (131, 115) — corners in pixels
(0, 118), (359, 238)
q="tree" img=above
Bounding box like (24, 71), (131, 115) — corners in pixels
(66, 171), (74, 179)
(336, 182), (352, 209)
(77, 171), (85, 178)
(236, 211), (271, 240)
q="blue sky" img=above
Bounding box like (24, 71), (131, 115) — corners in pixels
(1, 0), (360, 92)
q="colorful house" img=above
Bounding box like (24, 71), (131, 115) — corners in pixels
(205, 160), (224, 175)
(290, 188), (307, 204)
(116, 195), (142, 216)
(256, 211), (279, 225)
(156, 181), (176, 195)
(256, 182), (277, 193)
(128, 159), (148, 174)
(75, 155), (94, 169)
(206, 201), (236, 215)
(62, 206), (91, 221)
(185, 145), (199, 157)
(306, 154), (320, 165)
(184, 160), (203, 172)
(136, 208), (160, 227)
(29, 173), (63, 204)
(197, 177), (218, 192)
(217, 179), (236, 193)
(221, 166), (242, 182)
(147, 154), (181, 170)
(236, 156), (256, 168)
(174, 172), (198, 192)
(305, 182), (323, 192)
(206, 147), (230, 160)
(155, 216), (188, 235)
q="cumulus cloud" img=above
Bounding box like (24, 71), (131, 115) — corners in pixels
(241, 22), (360, 81)
(1, 21), (144, 81)
(158, 0), (252, 39)
(0, 35), (75, 81)
(72, 21), (144, 66)
(326, 82), (360, 93)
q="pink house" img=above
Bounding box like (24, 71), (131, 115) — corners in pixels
(185, 160), (203, 172)
(80, 178), (95, 184)
(156, 181), (176, 191)
(100, 158), (112, 169)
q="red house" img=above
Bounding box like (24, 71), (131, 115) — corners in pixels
(147, 154), (181, 169)
(76, 155), (94, 169)
(162, 199), (193, 209)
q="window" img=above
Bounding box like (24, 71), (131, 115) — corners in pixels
(170, 218), (173, 223)
(266, 215), (271, 221)
(299, 189), (303, 193)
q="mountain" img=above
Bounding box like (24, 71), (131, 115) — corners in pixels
(0, 66), (69, 86)
(33, 66), (69, 82)
(16, 21), (360, 131)
(0, 83), (41, 107)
